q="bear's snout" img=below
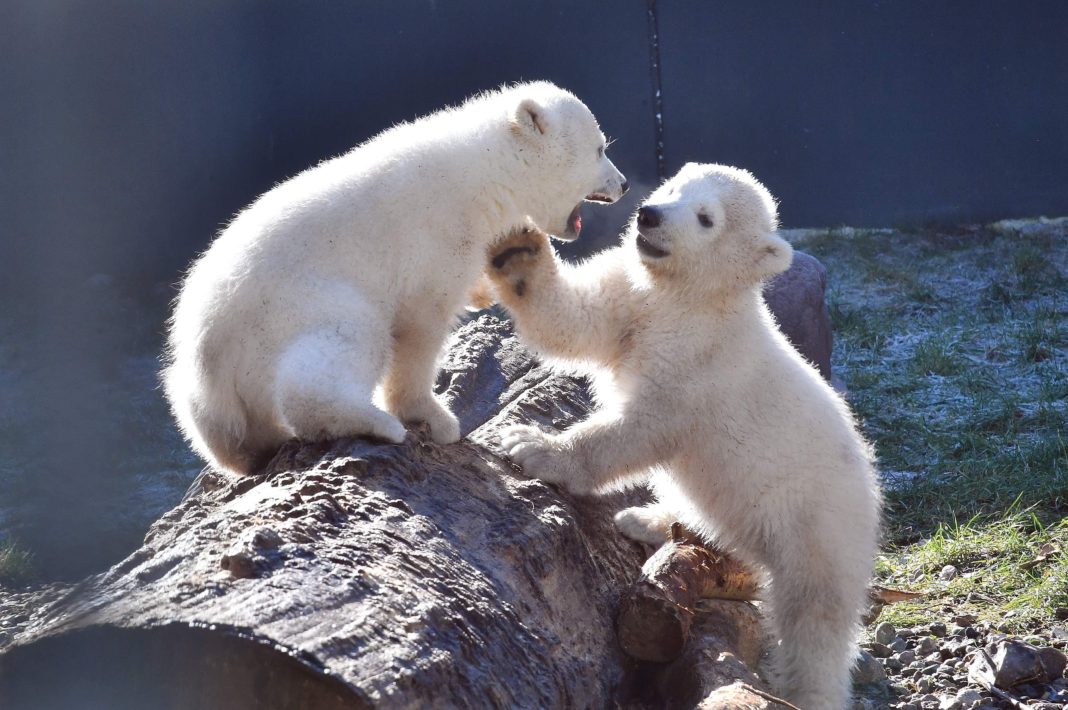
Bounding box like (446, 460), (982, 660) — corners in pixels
(637, 205), (663, 229)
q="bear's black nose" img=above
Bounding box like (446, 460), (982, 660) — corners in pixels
(620, 179), (629, 196)
(637, 205), (662, 228)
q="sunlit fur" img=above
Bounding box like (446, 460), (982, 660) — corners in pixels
(490, 163), (882, 710)
(163, 81), (626, 474)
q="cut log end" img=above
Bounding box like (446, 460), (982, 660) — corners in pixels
(616, 583), (695, 662)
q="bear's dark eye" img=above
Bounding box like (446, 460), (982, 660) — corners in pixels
(698, 213), (714, 228)
(597, 145), (605, 159)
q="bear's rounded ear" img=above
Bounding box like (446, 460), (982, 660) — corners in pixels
(510, 98), (549, 138)
(755, 233), (794, 279)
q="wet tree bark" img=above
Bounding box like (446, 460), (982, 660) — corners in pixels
(2, 249), (831, 709)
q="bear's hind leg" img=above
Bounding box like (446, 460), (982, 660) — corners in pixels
(614, 501), (675, 545)
(382, 317), (460, 445)
(275, 328), (406, 445)
(765, 542), (869, 710)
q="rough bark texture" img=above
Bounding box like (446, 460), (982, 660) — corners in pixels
(0, 253), (832, 709)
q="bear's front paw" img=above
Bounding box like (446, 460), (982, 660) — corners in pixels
(486, 227), (552, 296)
(499, 424), (588, 493)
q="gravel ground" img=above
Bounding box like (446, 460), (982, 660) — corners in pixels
(854, 612), (1068, 709)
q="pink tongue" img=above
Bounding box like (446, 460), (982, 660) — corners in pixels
(573, 214), (582, 233)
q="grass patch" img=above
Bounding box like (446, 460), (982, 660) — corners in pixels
(875, 505), (1068, 633)
(803, 218), (1068, 631)
(909, 335), (964, 377)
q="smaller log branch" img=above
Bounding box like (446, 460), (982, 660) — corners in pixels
(615, 524), (923, 708)
(616, 524), (759, 663)
(656, 601), (800, 710)
(616, 524), (923, 662)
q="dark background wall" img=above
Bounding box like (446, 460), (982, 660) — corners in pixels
(3, 1), (1067, 291)
(1, 1), (1066, 578)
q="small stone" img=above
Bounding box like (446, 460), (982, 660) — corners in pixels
(925, 651), (944, 664)
(955, 687), (982, 709)
(917, 637), (939, 655)
(990, 639), (1046, 688)
(937, 696), (962, 710)
(874, 621), (898, 645)
(929, 622), (948, 637)
(922, 662), (941, 676)
(1038, 645), (1067, 679)
(915, 677), (933, 693)
(953, 614), (977, 627)
(899, 650), (918, 665)
(884, 657), (903, 671)
(867, 641), (893, 658)
(852, 649), (887, 684)
(939, 565), (958, 581)
(897, 703), (919, 710)
(1046, 686), (1068, 703)
(891, 637), (909, 653)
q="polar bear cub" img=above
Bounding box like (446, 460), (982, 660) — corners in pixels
(164, 81), (626, 475)
(488, 163), (881, 710)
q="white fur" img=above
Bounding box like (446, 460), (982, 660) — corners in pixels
(164, 81), (626, 474)
(490, 163), (882, 710)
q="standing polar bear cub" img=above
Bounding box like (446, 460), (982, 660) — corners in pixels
(488, 163), (881, 710)
(164, 81), (626, 475)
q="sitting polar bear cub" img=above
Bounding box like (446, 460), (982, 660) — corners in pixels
(164, 81), (626, 475)
(489, 163), (881, 710)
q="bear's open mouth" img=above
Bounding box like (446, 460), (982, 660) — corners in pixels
(558, 203), (583, 241)
(636, 233), (670, 259)
(585, 191), (614, 204)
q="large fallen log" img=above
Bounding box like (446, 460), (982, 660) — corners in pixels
(1, 253), (833, 709)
